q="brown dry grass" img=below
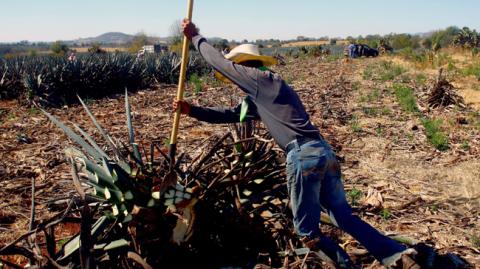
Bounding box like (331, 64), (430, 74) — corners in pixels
(1, 55), (479, 267)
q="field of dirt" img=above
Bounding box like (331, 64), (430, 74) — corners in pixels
(1, 54), (479, 267)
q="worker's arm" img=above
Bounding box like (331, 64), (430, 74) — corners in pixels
(173, 100), (259, 124)
(182, 19), (260, 98)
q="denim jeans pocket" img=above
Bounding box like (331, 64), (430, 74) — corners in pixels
(299, 155), (327, 179)
(298, 143), (327, 161)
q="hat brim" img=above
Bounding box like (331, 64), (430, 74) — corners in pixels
(215, 53), (278, 83)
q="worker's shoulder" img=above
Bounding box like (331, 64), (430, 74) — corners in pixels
(258, 69), (283, 82)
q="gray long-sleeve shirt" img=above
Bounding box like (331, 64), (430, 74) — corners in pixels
(189, 35), (321, 150)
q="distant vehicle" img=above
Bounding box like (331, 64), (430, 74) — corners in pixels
(140, 44), (168, 54)
(346, 44), (379, 58)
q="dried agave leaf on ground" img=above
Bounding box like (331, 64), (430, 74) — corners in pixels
(171, 198), (198, 245)
(363, 187), (384, 210)
(428, 69), (466, 109)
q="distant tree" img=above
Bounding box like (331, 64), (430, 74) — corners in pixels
(242, 39), (249, 44)
(346, 36), (356, 44)
(168, 20), (196, 53)
(169, 19), (183, 46)
(28, 49), (38, 57)
(88, 43), (106, 54)
(211, 38), (229, 51)
(390, 34), (414, 50)
(422, 37), (433, 49)
(429, 26), (460, 49)
(329, 39), (337, 45)
(296, 36), (307, 41)
(128, 33), (149, 53)
(362, 35), (382, 48)
(50, 41), (69, 55)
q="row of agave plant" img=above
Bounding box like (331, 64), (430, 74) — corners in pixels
(0, 52), (210, 106)
(35, 91), (307, 268)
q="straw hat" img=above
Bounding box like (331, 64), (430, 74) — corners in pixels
(215, 44), (277, 83)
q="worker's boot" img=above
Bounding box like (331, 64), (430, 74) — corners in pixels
(301, 236), (356, 269)
(395, 254), (422, 269)
(385, 248), (422, 269)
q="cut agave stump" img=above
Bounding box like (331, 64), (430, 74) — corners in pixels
(39, 91), (315, 268)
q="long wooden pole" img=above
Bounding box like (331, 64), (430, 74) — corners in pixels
(169, 0), (194, 161)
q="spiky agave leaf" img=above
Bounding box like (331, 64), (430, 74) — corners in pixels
(124, 89), (143, 165)
(72, 124), (109, 160)
(77, 96), (129, 169)
(42, 109), (104, 162)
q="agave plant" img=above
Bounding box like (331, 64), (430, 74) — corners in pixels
(1, 52), (210, 106)
(43, 91), (192, 220)
(40, 89), (301, 268)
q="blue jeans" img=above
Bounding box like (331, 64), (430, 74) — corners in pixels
(286, 138), (406, 267)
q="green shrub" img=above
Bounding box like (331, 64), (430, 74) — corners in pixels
(50, 41), (69, 55)
(393, 84), (418, 113)
(421, 118), (449, 151)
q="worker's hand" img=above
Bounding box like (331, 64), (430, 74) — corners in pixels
(172, 100), (191, 115)
(182, 19), (199, 40)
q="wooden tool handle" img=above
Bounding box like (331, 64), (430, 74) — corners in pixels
(169, 0), (194, 160)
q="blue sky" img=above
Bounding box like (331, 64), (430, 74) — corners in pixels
(1, 0), (479, 42)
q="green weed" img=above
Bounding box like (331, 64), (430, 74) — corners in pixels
(325, 54), (343, 62)
(379, 61), (406, 81)
(421, 118), (449, 151)
(380, 107), (393, 116)
(189, 73), (204, 94)
(362, 64), (375, 80)
(362, 107), (378, 116)
(380, 208), (392, 220)
(461, 140), (470, 150)
(28, 107), (40, 115)
(347, 188), (363, 206)
(362, 61), (405, 81)
(351, 81), (361, 91)
(406, 132), (414, 141)
(461, 62), (480, 81)
(349, 115), (362, 133)
(7, 112), (16, 120)
(415, 73), (428, 85)
(393, 84), (418, 113)
(471, 234), (480, 248)
(359, 88), (381, 103)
